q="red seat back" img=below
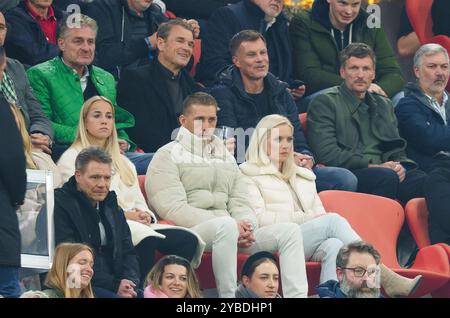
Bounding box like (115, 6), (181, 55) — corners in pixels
(319, 190), (404, 268)
(405, 198), (431, 249)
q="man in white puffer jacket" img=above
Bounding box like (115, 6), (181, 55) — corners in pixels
(146, 92), (308, 298)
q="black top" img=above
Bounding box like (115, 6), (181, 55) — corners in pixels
(248, 89), (271, 119)
(397, 6), (413, 39)
(83, 76), (100, 101)
(432, 0), (450, 37)
(156, 61), (184, 116)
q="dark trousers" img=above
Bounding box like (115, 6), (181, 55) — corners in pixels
(424, 169), (450, 245)
(0, 266), (20, 297)
(352, 167), (427, 204)
(135, 229), (198, 287)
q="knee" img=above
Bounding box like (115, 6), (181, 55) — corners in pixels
(216, 216), (239, 240)
(334, 168), (358, 191)
(324, 213), (350, 227)
(318, 238), (344, 260)
(275, 222), (304, 244)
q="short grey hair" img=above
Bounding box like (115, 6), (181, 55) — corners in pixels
(414, 43), (449, 69)
(336, 241), (381, 269)
(75, 147), (112, 172)
(157, 18), (193, 40)
(58, 14), (98, 40)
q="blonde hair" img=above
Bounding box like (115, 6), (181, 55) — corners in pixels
(145, 255), (202, 298)
(9, 105), (37, 169)
(45, 243), (94, 298)
(246, 114), (296, 181)
(72, 96), (135, 186)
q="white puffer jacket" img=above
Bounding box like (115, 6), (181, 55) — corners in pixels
(239, 162), (326, 228)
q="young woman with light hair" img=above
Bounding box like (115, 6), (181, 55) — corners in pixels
(240, 114), (422, 297)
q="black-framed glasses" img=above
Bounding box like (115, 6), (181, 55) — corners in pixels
(340, 266), (380, 277)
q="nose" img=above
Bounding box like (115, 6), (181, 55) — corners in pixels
(267, 278), (275, 288)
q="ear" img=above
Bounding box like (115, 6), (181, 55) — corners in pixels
(413, 66), (420, 80)
(74, 170), (82, 183)
(156, 37), (165, 52)
(339, 65), (345, 79)
(336, 268), (344, 282)
(232, 55), (240, 68)
(179, 114), (186, 126)
(57, 38), (65, 52)
(242, 275), (250, 288)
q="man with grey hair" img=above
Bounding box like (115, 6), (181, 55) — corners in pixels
(316, 241), (383, 298)
(26, 14), (151, 174)
(395, 43), (450, 172)
(53, 146), (141, 298)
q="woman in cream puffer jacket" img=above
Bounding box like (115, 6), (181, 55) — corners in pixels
(240, 114), (361, 284)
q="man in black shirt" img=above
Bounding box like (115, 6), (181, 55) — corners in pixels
(210, 30), (357, 192)
(53, 147), (141, 298)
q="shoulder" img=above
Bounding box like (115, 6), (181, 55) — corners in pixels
(91, 66), (115, 83)
(290, 10), (313, 26)
(27, 58), (59, 78)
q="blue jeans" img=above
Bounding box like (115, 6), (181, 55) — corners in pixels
(313, 166), (358, 192)
(0, 266), (21, 298)
(125, 152), (154, 175)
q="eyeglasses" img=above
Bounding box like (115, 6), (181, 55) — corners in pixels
(340, 266), (380, 277)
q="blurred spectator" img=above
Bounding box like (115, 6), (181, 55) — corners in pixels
(117, 19), (201, 153)
(432, 0), (450, 37)
(146, 92), (308, 298)
(0, 11), (54, 155)
(53, 147), (141, 298)
(235, 251), (281, 298)
(4, 0), (64, 66)
(290, 0), (404, 112)
(0, 67), (26, 297)
(42, 243), (94, 298)
(212, 30), (357, 192)
(316, 241), (383, 298)
(397, 5), (420, 58)
(20, 290), (49, 298)
(0, 0), (20, 12)
(57, 96), (205, 284)
(396, 43), (450, 172)
(26, 14), (153, 175)
(307, 43), (426, 204)
(196, 0), (297, 91)
(144, 255), (202, 298)
(164, 0), (240, 20)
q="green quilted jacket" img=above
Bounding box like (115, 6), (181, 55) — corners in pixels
(27, 57), (135, 148)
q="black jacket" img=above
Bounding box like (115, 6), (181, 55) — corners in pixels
(4, 2), (63, 67)
(395, 83), (450, 172)
(117, 59), (200, 153)
(0, 95), (27, 267)
(164, 0), (240, 20)
(210, 66), (311, 155)
(84, 0), (168, 80)
(54, 177), (140, 292)
(196, 0), (292, 85)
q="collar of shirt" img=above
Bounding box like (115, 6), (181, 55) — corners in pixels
(265, 17), (277, 31)
(157, 59), (181, 81)
(426, 92), (448, 122)
(25, 1), (56, 21)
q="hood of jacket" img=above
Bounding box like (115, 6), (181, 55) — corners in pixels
(217, 66), (288, 100)
(404, 81), (450, 114)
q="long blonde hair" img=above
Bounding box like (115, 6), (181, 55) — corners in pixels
(45, 243), (95, 298)
(246, 114), (296, 181)
(72, 96), (135, 186)
(9, 105), (37, 169)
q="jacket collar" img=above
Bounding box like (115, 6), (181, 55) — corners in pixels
(338, 82), (379, 115)
(55, 57), (105, 86)
(240, 161), (317, 181)
(243, 0), (266, 20)
(175, 126), (232, 160)
(404, 82), (450, 116)
(218, 66), (287, 100)
(62, 175), (117, 208)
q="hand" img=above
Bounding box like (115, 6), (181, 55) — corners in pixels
(288, 85), (306, 100)
(369, 161), (405, 182)
(294, 152), (314, 169)
(117, 279), (137, 298)
(224, 137), (235, 155)
(185, 19), (200, 38)
(125, 209), (152, 225)
(30, 133), (52, 154)
(368, 83), (387, 97)
(118, 139), (129, 155)
(237, 220), (255, 248)
(238, 232), (256, 248)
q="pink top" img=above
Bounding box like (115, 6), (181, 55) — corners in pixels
(143, 286), (169, 298)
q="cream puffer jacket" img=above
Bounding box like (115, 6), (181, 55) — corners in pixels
(146, 126), (258, 229)
(239, 162), (326, 228)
